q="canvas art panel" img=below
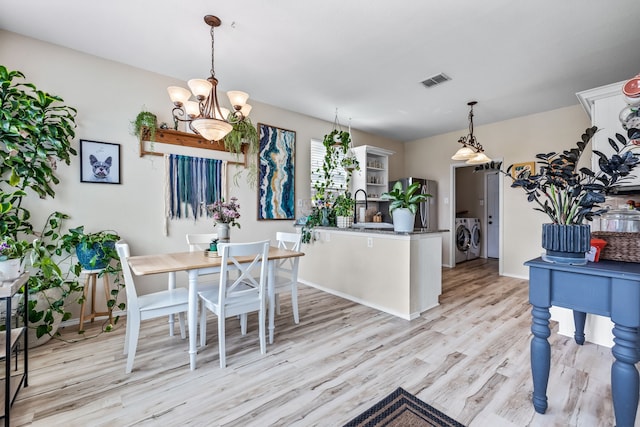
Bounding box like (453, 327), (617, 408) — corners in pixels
(258, 123), (295, 220)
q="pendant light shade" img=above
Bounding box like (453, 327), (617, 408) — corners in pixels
(466, 151), (492, 165)
(451, 146), (476, 160)
(191, 118), (233, 142)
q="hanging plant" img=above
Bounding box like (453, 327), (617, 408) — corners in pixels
(224, 116), (259, 188)
(323, 129), (351, 151)
(131, 110), (158, 141)
(224, 116), (259, 154)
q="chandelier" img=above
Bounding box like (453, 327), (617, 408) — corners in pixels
(451, 101), (491, 165)
(167, 15), (251, 142)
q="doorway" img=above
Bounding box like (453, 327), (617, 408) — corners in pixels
(485, 172), (499, 258)
(450, 161), (503, 273)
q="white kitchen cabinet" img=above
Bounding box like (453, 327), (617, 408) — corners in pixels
(350, 145), (394, 201)
(577, 81), (640, 188)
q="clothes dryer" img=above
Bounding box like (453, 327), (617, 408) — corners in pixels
(467, 218), (481, 260)
(455, 218), (471, 264)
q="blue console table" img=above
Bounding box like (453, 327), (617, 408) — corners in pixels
(525, 257), (640, 427)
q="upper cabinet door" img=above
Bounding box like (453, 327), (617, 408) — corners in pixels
(577, 82), (640, 188)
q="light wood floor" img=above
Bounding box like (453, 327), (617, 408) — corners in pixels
(10, 259), (632, 426)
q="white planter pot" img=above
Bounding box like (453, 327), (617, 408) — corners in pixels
(336, 216), (353, 228)
(0, 258), (23, 282)
(392, 208), (415, 233)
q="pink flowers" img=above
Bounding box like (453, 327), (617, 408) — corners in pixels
(207, 197), (241, 228)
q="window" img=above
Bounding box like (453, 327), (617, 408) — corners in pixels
(310, 139), (348, 199)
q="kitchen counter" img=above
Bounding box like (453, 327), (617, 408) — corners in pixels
(298, 228), (446, 320)
(310, 224), (449, 235)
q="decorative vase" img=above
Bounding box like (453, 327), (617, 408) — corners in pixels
(392, 208), (415, 233)
(541, 223), (591, 265)
(0, 258), (22, 281)
(336, 216), (353, 228)
(217, 223), (231, 243)
(76, 241), (116, 270)
(320, 208), (330, 227)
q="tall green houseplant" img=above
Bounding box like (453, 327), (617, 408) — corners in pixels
(0, 65), (81, 342)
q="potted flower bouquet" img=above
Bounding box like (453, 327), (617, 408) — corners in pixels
(207, 197), (241, 242)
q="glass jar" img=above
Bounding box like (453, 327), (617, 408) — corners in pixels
(600, 210), (640, 232)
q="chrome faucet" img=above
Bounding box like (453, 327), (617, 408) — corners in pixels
(353, 189), (368, 224)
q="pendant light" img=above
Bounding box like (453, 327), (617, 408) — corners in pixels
(452, 101), (491, 165)
(167, 15), (251, 141)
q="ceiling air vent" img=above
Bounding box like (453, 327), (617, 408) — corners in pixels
(421, 73), (451, 88)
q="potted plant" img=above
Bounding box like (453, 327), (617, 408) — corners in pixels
(334, 192), (354, 228)
(302, 128), (360, 243)
(60, 226), (120, 270)
(224, 117), (259, 155)
(504, 126), (639, 263)
(224, 117), (259, 187)
(0, 236), (30, 281)
(131, 110), (158, 141)
(381, 181), (431, 232)
(1, 66), (81, 345)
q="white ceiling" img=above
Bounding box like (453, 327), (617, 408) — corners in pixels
(2, 0), (640, 142)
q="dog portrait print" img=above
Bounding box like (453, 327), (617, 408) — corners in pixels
(90, 155), (112, 181)
(80, 140), (121, 184)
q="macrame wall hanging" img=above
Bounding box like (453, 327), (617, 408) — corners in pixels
(164, 154), (227, 234)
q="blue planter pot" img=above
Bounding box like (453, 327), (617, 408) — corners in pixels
(76, 241), (116, 270)
(541, 224), (590, 265)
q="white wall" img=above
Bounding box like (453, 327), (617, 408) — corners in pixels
(0, 30), (404, 310)
(404, 105), (591, 277)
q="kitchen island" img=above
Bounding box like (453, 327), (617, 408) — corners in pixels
(298, 226), (447, 320)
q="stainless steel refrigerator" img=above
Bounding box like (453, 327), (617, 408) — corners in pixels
(383, 177), (438, 231)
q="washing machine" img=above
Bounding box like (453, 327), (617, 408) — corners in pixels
(467, 218), (481, 260)
(455, 218), (471, 264)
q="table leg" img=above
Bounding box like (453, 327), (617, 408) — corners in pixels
(188, 270), (198, 370)
(573, 310), (586, 345)
(268, 260), (275, 344)
(168, 272), (176, 336)
(531, 305), (551, 414)
(611, 324), (639, 427)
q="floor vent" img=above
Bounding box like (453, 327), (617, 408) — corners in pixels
(421, 73), (451, 88)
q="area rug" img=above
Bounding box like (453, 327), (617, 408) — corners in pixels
(343, 387), (466, 427)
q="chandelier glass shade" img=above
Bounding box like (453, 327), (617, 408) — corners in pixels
(452, 101), (490, 165)
(167, 15), (250, 141)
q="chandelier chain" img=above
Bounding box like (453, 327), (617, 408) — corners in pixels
(210, 24), (216, 78)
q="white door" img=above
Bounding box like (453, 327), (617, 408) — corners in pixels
(486, 172), (499, 258)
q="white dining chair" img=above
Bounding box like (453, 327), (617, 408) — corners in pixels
(116, 241), (190, 374)
(273, 231), (302, 324)
(185, 233), (218, 252)
(185, 233), (220, 289)
(198, 240), (270, 368)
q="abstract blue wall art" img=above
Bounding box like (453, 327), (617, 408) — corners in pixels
(258, 123), (296, 220)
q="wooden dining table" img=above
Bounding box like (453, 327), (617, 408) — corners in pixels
(126, 246), (304, 370)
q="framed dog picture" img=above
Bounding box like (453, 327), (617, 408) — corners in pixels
(80, 140), (121, 184)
